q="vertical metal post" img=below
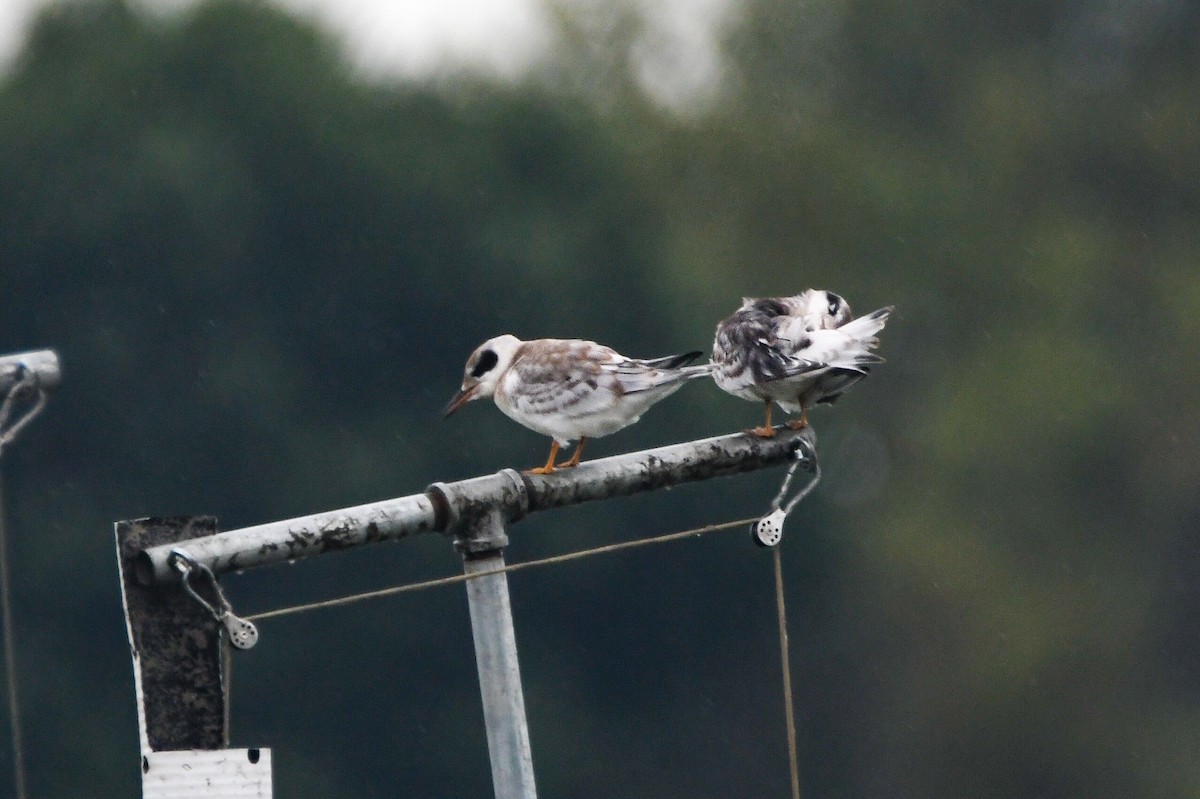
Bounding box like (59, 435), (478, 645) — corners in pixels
(456, 510), (537, 799)
(0, 348), (58, 799)
(0, 471), (27, 799)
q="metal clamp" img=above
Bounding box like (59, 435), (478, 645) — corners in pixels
(752, 436), (821, 547)
(169, 549), (259, 649)
(0, 362), (48, 456)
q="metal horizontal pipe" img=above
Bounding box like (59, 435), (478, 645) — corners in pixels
(0, 349), (61, 394)
(136, 427), (814, 586)
(135, 494), (440, 586)
(521, 427), (814, 512)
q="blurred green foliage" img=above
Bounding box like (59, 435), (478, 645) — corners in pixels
(0, 0), (1197, 796)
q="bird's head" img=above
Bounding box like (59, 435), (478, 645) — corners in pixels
(793, 289), (852, 329)
(442, 334), (523, 417)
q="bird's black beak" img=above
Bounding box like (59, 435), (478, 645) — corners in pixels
(442, 385), (479, 418)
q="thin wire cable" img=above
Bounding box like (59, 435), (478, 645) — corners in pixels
(774, 546), (801, 799)
(248, 516), (758, 622)
(0, 472), (27, 799)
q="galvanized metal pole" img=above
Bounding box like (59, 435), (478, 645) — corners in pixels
(0, 471), (26, 799)
(457, 511), (537, 799)
(428, 469), (537, 798)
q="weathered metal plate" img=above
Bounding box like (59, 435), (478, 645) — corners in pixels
(142, 749), (272, 798)
(116, 516), (229, 751)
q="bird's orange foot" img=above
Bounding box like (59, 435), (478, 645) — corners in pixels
(785, 419), (809, 430)
(748, 426), (777, 438)
(555, 438), (587, 470)
(525, 465), (556, 475)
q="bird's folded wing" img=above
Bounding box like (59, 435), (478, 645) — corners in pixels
(506, 353), (616, 416)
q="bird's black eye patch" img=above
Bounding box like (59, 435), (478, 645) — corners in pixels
(470, 349), (499, 378)
(827, 293), (843, 316)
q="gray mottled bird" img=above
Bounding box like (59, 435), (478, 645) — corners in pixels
(711, 290), (892, 436)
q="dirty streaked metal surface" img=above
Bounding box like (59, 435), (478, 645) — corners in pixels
(521, 426), (815, 511)
(136, 493), (438, 585)
(142, 749), (272, 798)
(137, 427), (814, 585)
(116, 516), (229, 752)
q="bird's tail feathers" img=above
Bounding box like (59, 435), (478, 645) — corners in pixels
(677, 362), (716, 380)
(642, 351), (704, 369)
(642, 361), (714, 384)
(832, 351), (885, 372)
(620, 359), (713, 395)
(839, 306), (893, 339)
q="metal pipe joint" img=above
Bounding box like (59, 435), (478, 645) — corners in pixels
(0, 349), (61, 394)
(428, 468), (529, 554)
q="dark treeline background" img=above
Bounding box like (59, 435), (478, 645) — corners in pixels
(0, 0), (1198, 796)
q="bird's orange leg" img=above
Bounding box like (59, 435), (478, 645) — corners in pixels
(749, 400), (776, 438)
(526, 441), (560, 475)
(557, 437), (588, 469)
(786, 408), (809, 430)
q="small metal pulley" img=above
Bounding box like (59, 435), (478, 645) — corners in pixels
(221, 615), (260, 650)
(754, 509), (787, 547)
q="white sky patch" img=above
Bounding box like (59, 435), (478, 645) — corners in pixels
(0, 0), (556, 79)
(0, 0), (735, 110)
(630, 0), (735, 114)
(263, 0), (556, 80)
(0, 0), (44, 71)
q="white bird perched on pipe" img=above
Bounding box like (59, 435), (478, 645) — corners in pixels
(444, 335), (712, 474)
